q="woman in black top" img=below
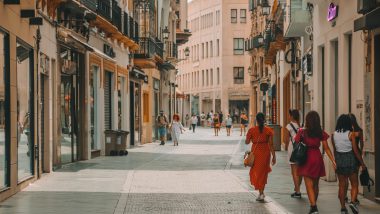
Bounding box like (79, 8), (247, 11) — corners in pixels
(240, 112), (249, 136)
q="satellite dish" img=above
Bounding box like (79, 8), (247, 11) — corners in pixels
(305, 25), (313, 35)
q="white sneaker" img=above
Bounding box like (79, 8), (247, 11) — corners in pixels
(256, 194), (265, 202)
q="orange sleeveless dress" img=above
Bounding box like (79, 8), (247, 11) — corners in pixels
(246, 126), (274, 190)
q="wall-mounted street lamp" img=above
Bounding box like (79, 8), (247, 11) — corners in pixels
(184, 47), (190, 57)
(262, 1), (271, 16)
(257, 34), (264, 45)
(248, 66), (252, 74)
(162, 26), (170, 40)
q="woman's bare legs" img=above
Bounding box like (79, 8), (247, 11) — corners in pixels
(348, 172), (359, 203)
(338, 174), (348, 209)
(304, 176), (318, 206)
(291, 164), (302, 193)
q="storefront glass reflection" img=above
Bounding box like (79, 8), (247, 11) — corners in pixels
(90, 66), (99, 150)
(17, 41), (33, 181)
(0, 32), (8, 187)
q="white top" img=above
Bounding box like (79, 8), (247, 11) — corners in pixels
(191, 116), (198, 124)
(225, 117), (233, 126)
(286, 121), (300, 143)
(334, 131), (352, 153)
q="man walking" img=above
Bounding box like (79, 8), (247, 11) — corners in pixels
(191, 114), (198, 133)
(156, 110), (168, 145)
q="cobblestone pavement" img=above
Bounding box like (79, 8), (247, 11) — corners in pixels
(0, 127), (287, 214)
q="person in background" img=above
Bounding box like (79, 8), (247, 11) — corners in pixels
(200, 112), (206, 127)
(219, 111), (223, 124)
(285, 109), (303, 198)
(213, 114), (220, 136)
(294, 111), (336, 214)
(245, 113), (276, 202)
(240, 112), (249, 136)
(190, 114), (198, 133)
(170, 114), (185, 146)
(332, 114), (366, 214)
(156, 110), (168, 145)
(225, 114), (233, 136)
(185, 114), (190, 128)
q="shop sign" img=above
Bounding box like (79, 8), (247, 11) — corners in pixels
(327, 3), (339, 22)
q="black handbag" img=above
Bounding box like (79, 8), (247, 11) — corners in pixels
(290, 131), (307, 166)
(360, 168), (374, 192)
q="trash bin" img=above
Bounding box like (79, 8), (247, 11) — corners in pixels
(116, 130), (129, 156)
(268, 124), (282, 151)
(104, 130), (118, 156)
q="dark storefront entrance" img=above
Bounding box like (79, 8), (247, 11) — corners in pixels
(229, 100), (249, 123)
(58, 46), (84, 166)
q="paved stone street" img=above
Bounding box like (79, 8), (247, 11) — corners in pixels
(1, 127), (380, 214)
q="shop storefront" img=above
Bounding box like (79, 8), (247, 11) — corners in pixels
(129, 68), (146, 146)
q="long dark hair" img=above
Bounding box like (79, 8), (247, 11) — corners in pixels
(256, 112), (265, 133)
(335, 114), (353, 133)
(305, 111), (323, 138)
(348, 113), (363, 132)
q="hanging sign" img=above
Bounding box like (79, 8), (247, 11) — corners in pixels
(327, 3), (339, 22)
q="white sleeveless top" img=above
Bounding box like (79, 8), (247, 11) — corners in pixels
(333, 131), (352, 153)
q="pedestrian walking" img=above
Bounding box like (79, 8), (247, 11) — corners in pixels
(185, 114), (190, 127)
(213, 114), (220, 136)
(285, 109), (303, 198)
(190, 114), (198, 133)
(156, 110), (169, 145)
(225, 114), (233, 136)
(332, 114), (366, 214)
(170, 114), (185, 146)
(245, 113), (276, 202)
(294, 111), (336, 214)
(240, 112), (249, 136)
(219, 111), (223, 123)
(200, 112), (206, 127)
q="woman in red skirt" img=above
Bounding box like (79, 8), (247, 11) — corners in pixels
(294, 111), (336, 214)
(245, 113), (276, 202)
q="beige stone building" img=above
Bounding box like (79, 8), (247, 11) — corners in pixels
(177, 0), (251, 122)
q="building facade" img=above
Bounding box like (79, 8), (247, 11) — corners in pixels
(177, 0), (251, 122)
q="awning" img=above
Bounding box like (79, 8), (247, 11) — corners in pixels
(67, 33), (94, 51)
(130, 67), (148, 83)
(159, 61), (176, 71)
(354, 7), (380, 32)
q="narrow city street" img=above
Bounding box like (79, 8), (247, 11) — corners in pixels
(0, 127), (379, 214)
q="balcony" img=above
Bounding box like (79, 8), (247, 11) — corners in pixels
(283, 0), (311, 37)
(112, 0), (122, 31)
(135, 37), (164, 60)
(165, 41), (178, 59)
(81, 0), (97, 11)
(97, 0), (111, 22)
(245, 35), (263, 51)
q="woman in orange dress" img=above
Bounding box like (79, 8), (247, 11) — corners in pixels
(245, 113), (276, 201)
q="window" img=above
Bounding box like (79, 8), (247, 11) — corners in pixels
(17, 40), (34, 181)
(143, 92), (149, 122)
(202, 70), (205, 86)
(202, 43), (204, 59)
(240, 9), (247, 23)
(233, 67), (244, 84)
(217, 68), (220, 85)
(210, 69), (213, 85)
(0, 31), (9, 187)
(206, 42), (208, 58)
(217, 39), (220, 56)
(233, 38), (244, 55)
(206, 70), (209, 86)
(210, 41), (213, 57)
(231, 9), (237, 23)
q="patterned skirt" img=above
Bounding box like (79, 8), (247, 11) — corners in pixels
(335, 151), (359, 175)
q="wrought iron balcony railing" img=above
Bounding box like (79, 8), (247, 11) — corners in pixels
(112, 1), (122, 31)
(165, 41), (178, 59)
(135, 37), (163, 59)
(81, 0), (97, 12)
(97, 0), (111, 22)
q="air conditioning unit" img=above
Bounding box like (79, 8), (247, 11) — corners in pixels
(357, 0), (377, 14)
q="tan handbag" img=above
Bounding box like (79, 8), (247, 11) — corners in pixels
(244, 143), (258, 167)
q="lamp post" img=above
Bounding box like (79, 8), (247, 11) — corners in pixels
(262, 1), (271, 16)
(184, 47), (190, 58)
(162, 26), (170, 40)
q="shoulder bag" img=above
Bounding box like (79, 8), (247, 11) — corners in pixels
(244, 143), (258, 167)
(290, 130), (308, 166)
(360, 168), (375, 192)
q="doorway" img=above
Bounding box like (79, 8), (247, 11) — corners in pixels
(129, 82), (141, 146)
(39, 73), (49, 173)
(60, 74), (78, 164)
